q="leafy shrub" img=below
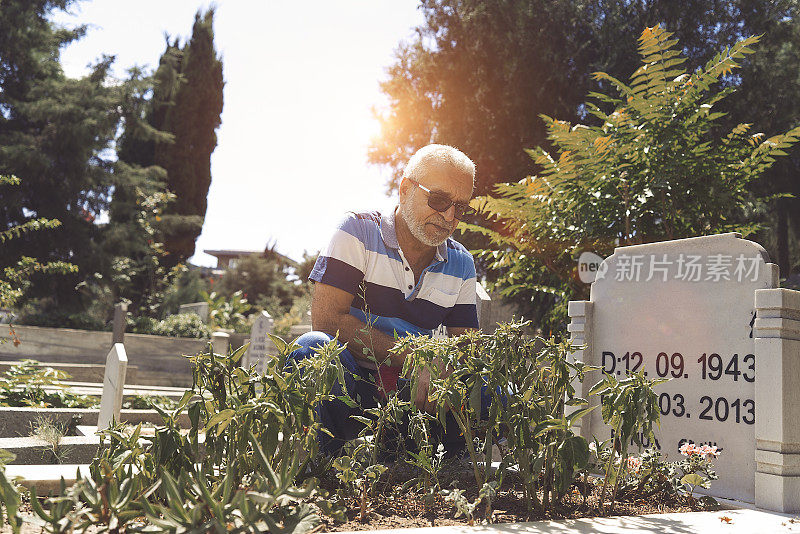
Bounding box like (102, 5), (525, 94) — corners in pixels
(15, 308), (106, 331)
(0, 360), (96, 408)
(128, 312), (210, 338)
(151, 312), (210, 338)
(467, 26), (800, 330)
(202, 290), (251, 332)
(398, 322), (595, 518)
(31, 337), (348, 532)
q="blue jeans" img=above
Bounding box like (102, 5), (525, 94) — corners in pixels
(287, 331), (497, 458)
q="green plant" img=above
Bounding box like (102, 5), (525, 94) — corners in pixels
(29, 335), (349, 533)
(0, 360), (96, 408)
(589, 371), (666, 513)
(31, 416), (73, 464)
(122, 394), (176, 411)
(128, 312), (210, 338)
(201, 289), (251, 331)
(271, 291), (311, 338)
(466, 25), (800, 324)
(151, 312), (209, 338)
(398, 322), (596, 520)
(0, 449), (21, 534)
(676, 443), (720, 503)
(0, 175), (77, 311)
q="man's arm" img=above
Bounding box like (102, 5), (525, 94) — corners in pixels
(311, 282), (407, 369)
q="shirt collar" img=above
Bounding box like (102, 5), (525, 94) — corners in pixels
(380, 208), (449, 263)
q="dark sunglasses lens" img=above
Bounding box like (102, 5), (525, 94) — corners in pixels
(427, 194), (452, 212)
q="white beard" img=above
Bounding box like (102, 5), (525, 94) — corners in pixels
(398, 191), (451, 247)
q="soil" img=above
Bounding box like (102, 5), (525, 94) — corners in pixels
(316, 485), (711, 532)
(313, 461), (720, 532)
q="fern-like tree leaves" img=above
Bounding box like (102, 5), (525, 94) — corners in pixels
(467, 26), (797, 316)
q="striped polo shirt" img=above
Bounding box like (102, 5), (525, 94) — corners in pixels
(310, 210), (479, 381)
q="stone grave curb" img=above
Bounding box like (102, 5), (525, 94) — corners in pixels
(0, 407), (192, 438)
(0, 435), (100, 464)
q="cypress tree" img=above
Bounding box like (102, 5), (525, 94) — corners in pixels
(156, 8), (224, 267)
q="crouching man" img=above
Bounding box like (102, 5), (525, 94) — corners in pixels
(288, 144), (490, 457)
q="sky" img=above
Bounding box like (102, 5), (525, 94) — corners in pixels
(52, 0), (425, 266)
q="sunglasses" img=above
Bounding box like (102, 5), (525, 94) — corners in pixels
(408, 179), (472, 220)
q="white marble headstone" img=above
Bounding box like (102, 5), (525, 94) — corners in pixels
(97, 343), (128, 430)
(576, 233), (778, 503)
(246, 311), (273, 372)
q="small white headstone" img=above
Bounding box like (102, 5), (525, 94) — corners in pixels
(97, 343), (128, 430)
(571, 233), (778, 503)
(246, 311), (273, 371)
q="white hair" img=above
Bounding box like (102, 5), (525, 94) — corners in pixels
(402, 144), (476, 189)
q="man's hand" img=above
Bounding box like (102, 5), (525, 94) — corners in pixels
(413, 365), (436, 413)
(413, 358), (447, 414)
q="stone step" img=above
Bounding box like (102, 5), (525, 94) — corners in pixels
(5, 463), (90, 494)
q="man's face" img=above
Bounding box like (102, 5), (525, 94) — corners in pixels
(398, 167), (473, 247)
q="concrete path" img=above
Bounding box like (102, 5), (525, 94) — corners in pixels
(338, 510), (800, 534)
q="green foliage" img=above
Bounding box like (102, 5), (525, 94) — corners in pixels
(0, 176), (77, 309)
(0, 360), (96, 408)
(15, 305), (107, 331)
(0, 449), (21, 534)
(99, 186), (183, 319)
(154, 8), (224, 266)
(202, 290), (252, 332)
(398, 322), (597, 519)
(158, 267), (210, 316)
(30, 335), (348, 533)
(466, 26), (800, 328)
(215, 252), (303, 317)
(589, 370), (666, 512)
(590, 445), (719, 507)
(128, 312), (210, 339)
(271, 291), (312, 338)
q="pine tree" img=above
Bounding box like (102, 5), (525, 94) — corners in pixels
(0, 0), (123, 312)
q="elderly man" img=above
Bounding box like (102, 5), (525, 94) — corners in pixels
(288, 144), (483, 456)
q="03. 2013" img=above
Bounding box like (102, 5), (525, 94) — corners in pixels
(658, 393), (754, 424)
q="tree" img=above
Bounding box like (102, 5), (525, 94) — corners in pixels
(369, 0), (596, 196)
(0, 175), (76, 309)
(721, 2), (800, 278)
(369, 0), (768, 196)
(371, 0), (800, 321)
(214, 251), (302, 316)
(0, 0), (125, 313)
(108, 8), (224, 315)
(155, 9), (224, 267)
(467, 27), (800, 332)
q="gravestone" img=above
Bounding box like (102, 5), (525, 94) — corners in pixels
(97, 343), (128, 429)
(179, 302), (210, 323)
(112, 302), (127, 345)
(246, 311), (273, 372)
(569, 233), (778, 504)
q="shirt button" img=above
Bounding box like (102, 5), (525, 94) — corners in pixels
(408, 285), (413, 290)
